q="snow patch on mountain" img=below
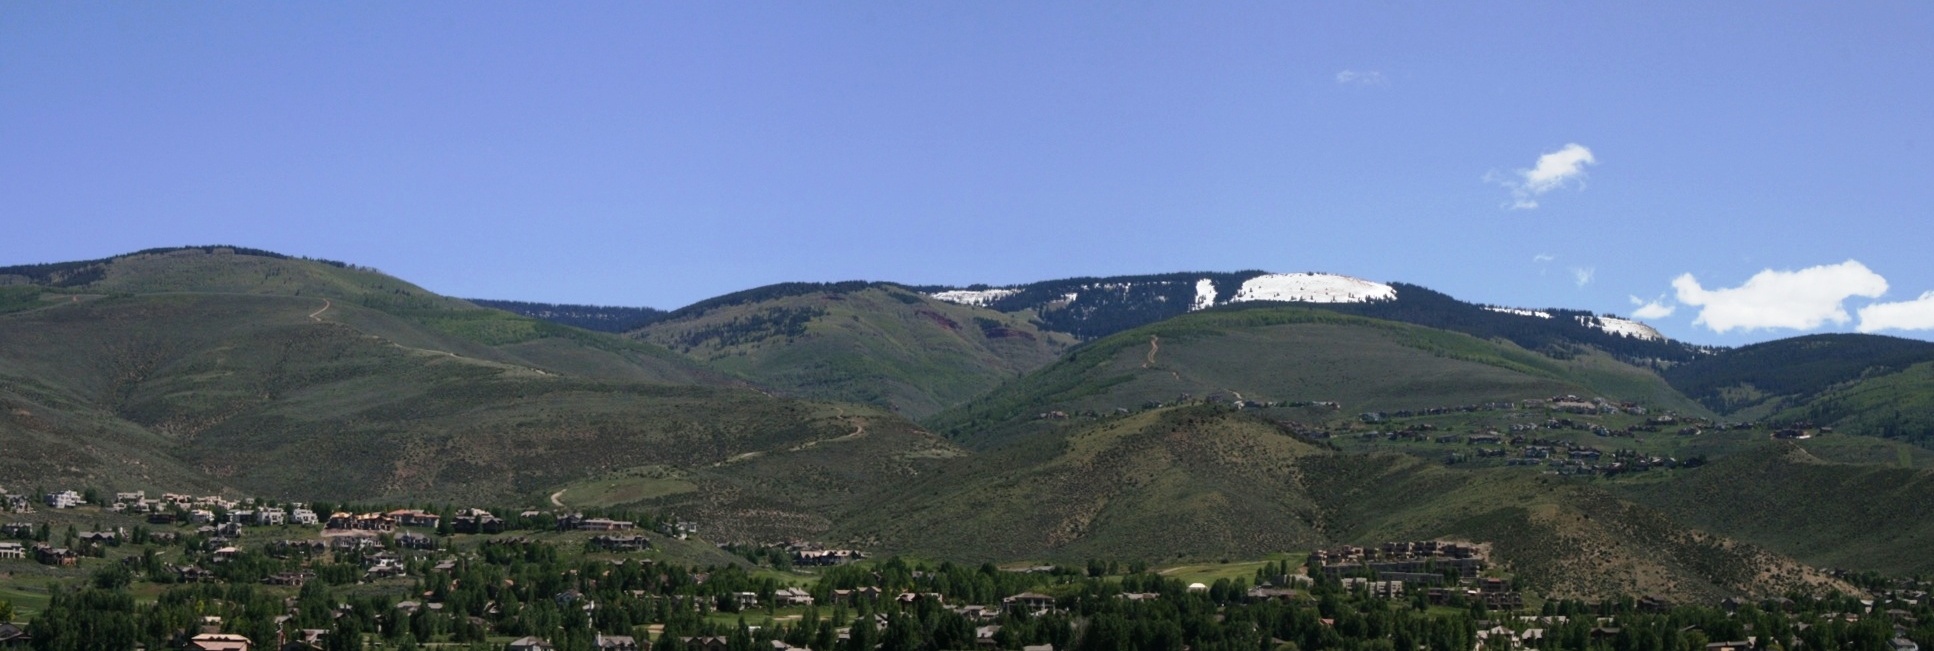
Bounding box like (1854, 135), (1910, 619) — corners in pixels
(1191, 279), (1217, 311)
(1229, 273), (1396, 304)
(930, 288), (1018, 307)
(1484, 306), (1554, 319)
(1577, 315), (1664, 341)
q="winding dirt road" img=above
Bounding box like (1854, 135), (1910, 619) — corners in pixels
(309, 299), (332, 322)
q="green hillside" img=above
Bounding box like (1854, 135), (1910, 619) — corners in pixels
(930, 307), (1707, 449)
(0, 248), (946, 505)
(633, 282), (1075, 418)
(0, 246), (723, 385)
(1661, 333), (1934, 419)
(837, 405), (1848, 602)
(1774, 360), (1934, 446)
(1616, 440), (1934, 574)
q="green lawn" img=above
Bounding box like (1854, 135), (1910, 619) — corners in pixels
(1156, 553), (1305, 586)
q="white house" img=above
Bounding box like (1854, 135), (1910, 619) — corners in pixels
(45, 490), (82, 509)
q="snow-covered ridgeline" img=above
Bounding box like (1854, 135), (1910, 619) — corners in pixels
(1483, 306), (1554, 319)
(1577, 315), (1664, 341)
(929, 288), (1018, 307)
(1228, 273), (1396, 304)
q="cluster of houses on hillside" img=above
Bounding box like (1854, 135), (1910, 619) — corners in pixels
(1310, 541), (1524, 610)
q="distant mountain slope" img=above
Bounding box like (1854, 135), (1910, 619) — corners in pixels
(914, 272), (1264, 339)
(928, 306), (1705, 450)
(1661, 334), (1934, 419)
(1617, 441), (1934, 575)
(0, 246), (721, 384)
(842, 405), (1849, 602)
(0, 247), (920, 502)
(468, 298), (669, 333)
(919, 272), (1702, 367)
(1774, 360), (1934, 446)
(631, 282), (1076, 418)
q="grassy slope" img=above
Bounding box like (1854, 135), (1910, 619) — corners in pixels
(1662, 333), (1934, 419)
(0, 251), (947, 506)
(635, 285), (1075, 418)
(1614, 439), (1934, 575)
(844, 407), (1332, 562)
(1771, 360), (1934, 445)
(836, 405), (1847, 602)
(930, 307), (1700, 449)
(27, 247), (722, 385)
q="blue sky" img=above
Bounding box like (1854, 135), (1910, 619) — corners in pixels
(3, 3), (1930, 345)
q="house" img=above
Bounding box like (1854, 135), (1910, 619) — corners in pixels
(255, 509), (287, 526)
(0, 542), (24, 559)
(681, 637), (730, 651)
(367, 558), (406, 578)
(290, 508), (319, 525)
(396, 533), (437, 550)
(590, 535), (651, 552)
(975, 625), (1002, 647)
(388, 509), (441, 528)
(575, 518), (635, 532)
(263, 572), (312, 587)
(1246, 587), (1298, 602)
(32, 545), (77, 567)
(1003, 592), (1056, 613)
(776, 587), (815, 606)
(0, 623), (30, 648)
(594, 635), (639, 651)
(175, 565), (218, 582)
(453, 508), (505, 534)
(507, 637), (555, 651)
(1, 523), (32, 538)
(1892, 639), (1920, 651)
(44, 491), (81, 509)
(188, 633), (253, 651)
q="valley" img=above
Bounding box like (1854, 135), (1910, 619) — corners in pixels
(3, 246), (1933, 649)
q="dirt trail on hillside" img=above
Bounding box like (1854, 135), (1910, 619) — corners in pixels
(550, 489), (566, 507)
(309, 299), (332, 322)
(789, 413), (868, 452)
(1143, 335), (1160, 368)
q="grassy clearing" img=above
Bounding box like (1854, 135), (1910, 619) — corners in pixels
(555, 468), (699, 509)
(0, 580), (52, 618)
(1157, 553), (1306, 586)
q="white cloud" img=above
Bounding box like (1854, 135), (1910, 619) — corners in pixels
(1671, 260), (1889, 333)
(1857, 291), (1934, 333)
(1335, 70), (1386, 86)
(1571, 267), (1595, 288)
(1629, 295), (1675, 320)
(1532, 253), (1555, 263)
(1489, 143), (1597, 209)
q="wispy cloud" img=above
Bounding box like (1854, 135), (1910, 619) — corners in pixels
(1488, 143), (1597, 210)
(1334, 70), (1387, 86)
(1629, 295), (1675, 320)
(1857, 291), (1934, 333)
(1672, 260), (1889, 333)
(1532, 253), (1555, 263)
(1570, 267), (1595, 288)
